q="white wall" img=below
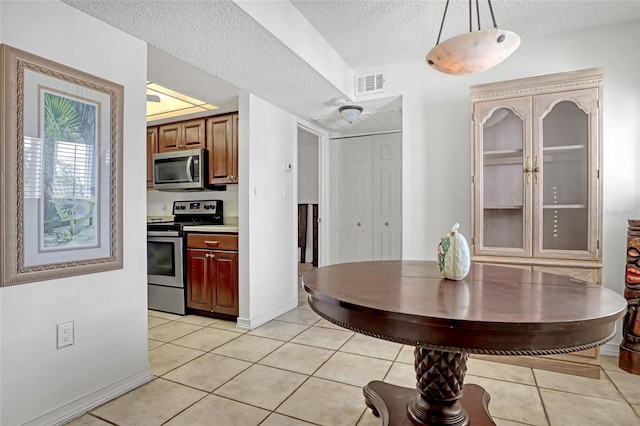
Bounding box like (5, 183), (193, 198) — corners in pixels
(375, 21), (639, 353)
(298, 129), (319, 204)
(237, 93), (298, 329)
(0, 2), (151, 425)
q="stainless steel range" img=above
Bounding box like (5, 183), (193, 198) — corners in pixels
(147, 200), (224, 314)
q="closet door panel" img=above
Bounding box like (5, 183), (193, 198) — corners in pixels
(372, 133), (402, 260)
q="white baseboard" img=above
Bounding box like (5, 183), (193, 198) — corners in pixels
(20, 366), (153, 426)
(237, 298), (299, 330)
(601, 342), (620, 357)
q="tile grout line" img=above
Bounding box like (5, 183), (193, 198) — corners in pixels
(600, 367), (640, 419)
(143, 308), (640, 426)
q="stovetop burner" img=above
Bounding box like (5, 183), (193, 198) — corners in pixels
(147, 200), (224, 234)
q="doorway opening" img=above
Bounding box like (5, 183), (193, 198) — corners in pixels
(297, 126), (321, 269)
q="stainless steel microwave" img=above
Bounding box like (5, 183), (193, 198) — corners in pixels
(152, 148), (207, 191)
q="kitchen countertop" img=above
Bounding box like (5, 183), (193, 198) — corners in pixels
(183, 224), (239, 233)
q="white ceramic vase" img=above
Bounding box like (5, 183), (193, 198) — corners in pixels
(437, 223), (471, 281)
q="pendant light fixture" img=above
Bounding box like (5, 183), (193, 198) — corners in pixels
(426, 0), (520, 75)
(339, 105), (363, 123)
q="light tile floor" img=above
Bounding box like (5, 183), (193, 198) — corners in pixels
(68, 265), (640, 426)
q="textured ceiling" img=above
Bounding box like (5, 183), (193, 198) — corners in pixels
(291, 0), (640, 71)
(63, 0), (640, 134)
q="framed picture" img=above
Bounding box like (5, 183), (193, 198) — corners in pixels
(1, 44), (123, 285)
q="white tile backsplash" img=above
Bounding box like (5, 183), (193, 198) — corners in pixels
(147, 185), (239, 217)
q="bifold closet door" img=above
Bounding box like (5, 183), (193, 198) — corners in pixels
(329, 134), (402, 264)
(371, 133), (402, 260)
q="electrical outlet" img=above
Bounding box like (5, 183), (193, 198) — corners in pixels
(57, 321), (74, 349)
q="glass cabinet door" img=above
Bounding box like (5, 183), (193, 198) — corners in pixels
(473, 97), (532, 257)
(533, 88), (599, 259)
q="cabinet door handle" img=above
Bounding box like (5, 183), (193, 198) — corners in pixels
(204, 240), (219, 246)
(385, 222), (389, 226)
(357, 222), (361, 227)
(534, 156), (540, 185)
(524, 156), (532, 184)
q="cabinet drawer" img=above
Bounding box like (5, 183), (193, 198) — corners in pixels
(187, 234), (238, 250)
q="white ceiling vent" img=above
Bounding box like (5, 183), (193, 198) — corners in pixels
(355, 72), (385, 95)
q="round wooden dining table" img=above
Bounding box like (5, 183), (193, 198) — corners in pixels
(302, 261), (627, 426)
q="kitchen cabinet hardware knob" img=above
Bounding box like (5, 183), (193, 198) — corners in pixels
(385, 222), (389, 226)
(357, 222), (361, 226)
(205, 240), (219, 246)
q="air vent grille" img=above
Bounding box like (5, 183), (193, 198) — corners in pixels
(355, 72), (385, 95)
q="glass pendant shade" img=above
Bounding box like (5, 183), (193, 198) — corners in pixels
(426, 0), (520, 75)
(427, 28), (521, 75)
(339, 105), (363, 123)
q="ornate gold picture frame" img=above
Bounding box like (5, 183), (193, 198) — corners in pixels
(1, 44), (123, 285)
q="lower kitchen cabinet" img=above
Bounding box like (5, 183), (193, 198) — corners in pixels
(186, 233), (238, 317)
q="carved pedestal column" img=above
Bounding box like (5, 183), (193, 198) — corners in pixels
(408, 348), (469, 426)
(621, 221), (640, 374)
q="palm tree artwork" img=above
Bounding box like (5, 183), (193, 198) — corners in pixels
(42, 91), (97, 247)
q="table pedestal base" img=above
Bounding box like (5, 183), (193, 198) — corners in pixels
(364, 382), (494, 426)
(364, 348), (495, 425)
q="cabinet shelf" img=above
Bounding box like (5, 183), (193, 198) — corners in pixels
(542, 204), (587, 209)
(484, 206), (523, 210)
(543, 144), (586, 152)
(483, 149), (523, 157)
(483, 150), (523, 166)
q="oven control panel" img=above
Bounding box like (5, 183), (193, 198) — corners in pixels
(172, 200), (222, 215)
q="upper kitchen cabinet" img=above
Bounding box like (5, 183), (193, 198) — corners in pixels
(158, 118), (206, 152)
(146, 126), (158, 189)
(471, 69), (602, 273)
(206, 113), (238, 185)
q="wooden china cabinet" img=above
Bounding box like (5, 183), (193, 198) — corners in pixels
(470, 68), (604, 377)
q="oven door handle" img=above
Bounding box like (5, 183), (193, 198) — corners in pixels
(186, 156), (194, 182)
(147, 231), (181, 237)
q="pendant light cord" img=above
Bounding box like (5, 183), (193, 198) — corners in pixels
(487, 0), (499, 29)
(435, 0), (450, 45)
(436, 0), (499, 45)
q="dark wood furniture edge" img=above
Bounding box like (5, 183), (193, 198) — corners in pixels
(298, 204), (308, 263)
(363, 381), (495, 426)
(306, 295), (619, 356)
(303, 261), (626, 425)
(312, 203), (318, 267)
